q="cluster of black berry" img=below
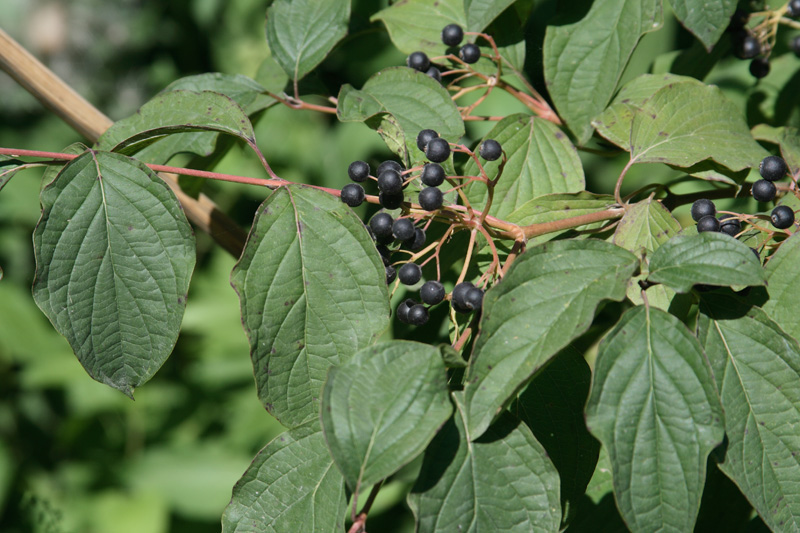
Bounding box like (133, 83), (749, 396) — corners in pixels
(729, 3), (800, 79)
(691, 155), (796, 251)
(404, 23), (483, 84)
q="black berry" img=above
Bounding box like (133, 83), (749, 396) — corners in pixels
(376, 245), (392, 265)
(348, 160), (370, 182)
(408, 228), (426, 251)
(379, 191), (404, 210)
(417, 129), (439, 152)
(377, 160), (403, 176)
(426, 137), (451, 163)
(752, 179), (777, 202)
(385, 264), (397, 284)
(370, 212), (394, 240)
(407, 51), (430, 72)
(396, 298), (416, 322)
(407, 304), (429, 326)
(479, 139), (502, 161)
(691, 198), (716, 222)
(697, 215), (720, 233)
(464, 287), (484, 311)
(718, 215), (742, 237)
(392, 218), (416, 241)
(421, 163), (446, 186)
(441, 24), (464, 46)
(378, 169), (403, 195)
(771, 205), (796, 229)
(398, 263), (422, 285)
(759, 155), (788, 181)
(420, 280), (445, 305)
(789, 0), (800, 18)
(735, 34), (760, 59)
(749, 58), (770, 79)
(340, 183), (365, 207)
(419, 187), (443, 211)
(426, 66), (442, 83)
(460, 43), (481, 64)
(452, 281), (474, 313)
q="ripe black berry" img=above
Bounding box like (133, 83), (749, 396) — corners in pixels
(385, 264), (397, 284)
(792, 35), (800, 57)
(377, 160), (403, 176)
(452, 281), (474, 313)
(460, 43), (481, 64)
(417, 129), (439, 152)
(348, 160), (370, 182)
(398, 262), (422, 285)
(376, 245), (392, 265)
(426, 137), (451, 163)
(759, 155), (788, 181)
(771, 205), (796, 229)
(735, 34), (760, 59)
(378, 169), (403, 195)
(479, 139), (502, 161)
(752, 179), (777, 202)
(789, 0), (800, 18)
(370, 212), (394, 240)
(392, 218), (416, 241)
(419, 187), (443, 211)
(421, 163), (446, 186)
(441, 24), (464, 46)
(690, 198), (716, 222)
(697, 215), (720, 233)
(464, 287), (484, 311)
(397, 298), (416, 322)
(426, 66), (442, 83)
(379, 191), (404, 210)
(749, 58), (770, 79)
(718, 215), (742, 237)
(420, 280), (445, 305)
(340, 183), (365, 207)
(407, 228), (426, 251)
(407, 51), (430, 72)
(407, 304), (429, 325)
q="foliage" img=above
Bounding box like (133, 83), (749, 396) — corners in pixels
(3, 0), (800, 531)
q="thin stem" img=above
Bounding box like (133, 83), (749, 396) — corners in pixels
(614, 158), (635, 206)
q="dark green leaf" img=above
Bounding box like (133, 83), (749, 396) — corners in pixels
(463, 239), (639, 438)
(32, 151), (196, 397)
(543, 0), (662, 144)
(266, 0), (350, 82)
(40, 143), (87, 191)
(464, 0), (516, 32)
(671, 0), (736, 51)
(763, 233), (800, 340)
(163, 73), (276, 115)
(647, 232), (766, 293)
(221, 423), (346, 532)
(337, 68), (464, 164)
(372, 0), (466, 56)
(438, 343), (467, 368)
(408, 392), (561, 532)
(586, 306), (724, 532)
(321, 341), (452, 491)
(697, 297), (800, 531)
(0, 155), (28, 193)
(230, 185), (390, 428)
(464, 115), (584, 220)
(512, 347), (600, 526)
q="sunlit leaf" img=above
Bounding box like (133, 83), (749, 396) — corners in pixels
(671, 0), (736, 51)
(372, 0), (466, 56)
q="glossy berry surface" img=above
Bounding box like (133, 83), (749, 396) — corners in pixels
(407, 304), (429, 326)
(378, 169), (403, 195)
(407, 228), (426, 251)
(347, 160), (370, 182)
(407, 51), (430, 72)
(417, 129), (438, 152)
(736, 34), (760, 59)
(759, 155), (788, 181)
(420, 280), (445, 305)
(396, 298), (415, 323)
(691, 199), (716, 222)
(377, 160), (403, 176)
(421, 163), (446, 186)
(379, 191), (404, 210)
(441, 24), (464, 46)
(771, 205), (795, 229)
(718, 215), (742, 237)
(426, 137), (451, 163)
(749, 58), (770, 79)
(460, 43), (481, 64)
(752, 179), (777, 202)
(370, 213), (394, 240)
(452, 281), (474, 313)
(697, 215), (720, 233)
(398, 263), (422, 285)
(392, 218), (415, 241)
(385, 264), (397, 284)
(464, 287), (484, 311)
(789, 0), (800, 18)
(479, 139), (502, 161)
(419, 187), (443, 211)
(425, 66), (442, 83)
(340, 183), (365, 207)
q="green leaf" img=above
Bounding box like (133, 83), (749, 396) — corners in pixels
(371, 0), (466, 56)
(504, 192), (617, 244)
(163, 73), (276, 115)
(221, 423), (346, 532)
(671, 0), (736, 51)
(96, 90), (257, 164)
(463, 239), (639, 438)
(464, 115), (585, 220)
(613, 197), (681, 257)
(512, 347), (600, 526)
(230, 185), (390, 428)
(408, 392), (561, 532)
(752, 124), (800, 178)
(697, 296), (800, 531)
(584, 445), (614, 504)
(321, 341), (452, 491)
(543, 0), (662, 144)
(464, 0), (516, 32)
(763, 233), (800, 343)
(266, 0), (350, 82)
(0, 155), (27, 193)
(40, 143), (88, 191)
(337, 68), (464, 164)
(593, 77), (769, 170)
(647, 232), (766, 293)
(586, 306), (724, 532)
(32, 151), (196, 397)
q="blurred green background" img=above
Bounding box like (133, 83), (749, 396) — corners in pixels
(1, 0), (798, 531)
